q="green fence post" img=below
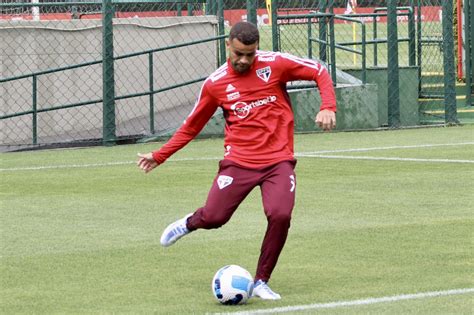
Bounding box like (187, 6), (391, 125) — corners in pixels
(328, 3), (336, 84)
(307, 17), (312, 59)
(102, 0), (116, 145)
(408, 5), (415, 66)
(271, 0), (279, 51)
(188, 3), (193, 16)
(32, 75), (38, 145)
(247, 0), (257, 25)
(471, 0), (474, 99)
(148, 53), (155, 134)
(361, 22), (366, 84)
(217, 0), (226, 65)
(318, 1), (327, 62)
(464, 0), (472, 106)
(208, 0), (217, 15)
(387, 0), (400, 128)
(373, 15), (378, 66)
(416, 0), (422, 94)
(442, 0), (457, 123)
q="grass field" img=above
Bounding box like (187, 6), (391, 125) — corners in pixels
(1, 125), (473, 314)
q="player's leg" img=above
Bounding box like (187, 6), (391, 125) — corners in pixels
(253, 160), (296, 299)
(187, 160), (257, 230)
(161, 160), (257, 246)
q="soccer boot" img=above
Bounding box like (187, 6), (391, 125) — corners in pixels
(252, 279), (281, 300)
(160, 213), (193, 247)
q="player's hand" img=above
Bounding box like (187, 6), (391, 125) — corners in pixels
(315, 109), (336, 131)
(137, 152), (158, 173)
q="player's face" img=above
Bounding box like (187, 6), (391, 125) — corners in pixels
(227, 38), (258, 73)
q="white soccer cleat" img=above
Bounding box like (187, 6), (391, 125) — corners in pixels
(160, 213), (193, 247)
(252, 280), (281, 300)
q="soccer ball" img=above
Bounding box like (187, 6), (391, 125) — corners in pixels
(212, 265), (254, 305)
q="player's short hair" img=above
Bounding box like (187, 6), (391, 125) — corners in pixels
(229, 22), (259, 45)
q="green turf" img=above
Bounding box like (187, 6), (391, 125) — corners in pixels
(1, 126), (473, 313)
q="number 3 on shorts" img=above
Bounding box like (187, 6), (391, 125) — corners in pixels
(289, 175), (296, 192)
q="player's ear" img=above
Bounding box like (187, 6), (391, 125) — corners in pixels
(226, 39), (230, 49)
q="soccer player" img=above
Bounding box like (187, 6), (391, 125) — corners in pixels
(137, 22), (336, 300)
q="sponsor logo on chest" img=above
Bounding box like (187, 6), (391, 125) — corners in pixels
(258, 55), (276, 62)
(230, 95), (277, 119)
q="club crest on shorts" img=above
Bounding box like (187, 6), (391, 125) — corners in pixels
(256, 66), (271, 83)
(217, 175), (233, 189)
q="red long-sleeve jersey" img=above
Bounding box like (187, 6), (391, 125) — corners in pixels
(152, 50), (336, 169)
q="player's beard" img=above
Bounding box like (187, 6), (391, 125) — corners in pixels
(231, 61), (251, 73)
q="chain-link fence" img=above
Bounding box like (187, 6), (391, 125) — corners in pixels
(271, 0), (467, 127)
(1, 0), (469, 151)
(416, 0), (446, 123)
(1, 0), (219, 150)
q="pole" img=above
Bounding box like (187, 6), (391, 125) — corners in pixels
(457, 0), (463, 78)
(319, 0), (327, 62)
(102, 0), (116, 145)
(271, 0), (279, 51)
(442, 0), (458, 123)
(32, 75), (37, 144)
(266, 0), (272, 26)
(247, 0), (257, 25)
(387, 0), (400, 128)
(408, 3), (416, 66)
(31, 0), (39, 21)
(217, 0), (226, 65)
(351, 0), (357, 66)
(417, 0), (422, 95)
(464, 0), (473, 106)
(328, 1), (337, 84)
(148, 53), (155, 134)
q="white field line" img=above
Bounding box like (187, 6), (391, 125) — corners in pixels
(0, 157), (220, 172)
(297, 154), (474, 164)
(212, 288), (474, 315)
(0, 161), (136, 171)
(1, 142), (473, 172)
(299, 142), (474, 155)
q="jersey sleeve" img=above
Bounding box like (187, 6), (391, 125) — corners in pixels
(279, 53), (337, 112)
(152, 81), (218, 165)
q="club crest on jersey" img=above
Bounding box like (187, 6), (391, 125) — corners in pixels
(217, 175), (233, 189)
(256, 66), (272, 83)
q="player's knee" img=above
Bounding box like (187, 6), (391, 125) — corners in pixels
(268, 211), (292, 226)
(201, 212), (229, 229)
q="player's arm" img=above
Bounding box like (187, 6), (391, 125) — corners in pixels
(137, 82), (218, 173)
(279, 53), (337, 131)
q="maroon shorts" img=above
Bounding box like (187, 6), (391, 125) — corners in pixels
(187, 159), (297, 281)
